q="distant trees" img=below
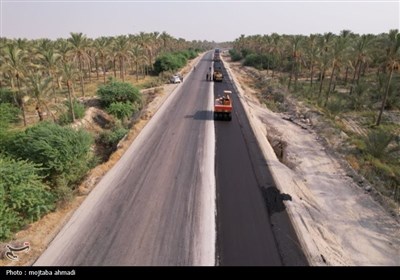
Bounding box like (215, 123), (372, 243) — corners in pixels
(376, 29), (400, 126)
(0, 31), (210, 127)
(231, 30), (400, 123)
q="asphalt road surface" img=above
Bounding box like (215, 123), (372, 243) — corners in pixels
(213, 59), (308, 266)
(35, 53), (216, 266)
(35, 51), (307, 266)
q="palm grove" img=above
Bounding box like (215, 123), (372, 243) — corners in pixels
(230, 30), (400, 207)
(0, 31), (211, 240)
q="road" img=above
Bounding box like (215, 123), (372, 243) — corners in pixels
(213, 59), (308, 266)
(35, 51), (307, 266)
(35, 53), (216, 266)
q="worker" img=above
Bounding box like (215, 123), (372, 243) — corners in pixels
(206, 73), (209, 81)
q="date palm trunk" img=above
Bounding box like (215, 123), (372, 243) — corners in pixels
(67, 81), (76, 122)
(376, 66), (394, 126)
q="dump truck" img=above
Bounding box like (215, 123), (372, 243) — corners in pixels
(214, 90), (232, 121)
(213, 68), (223, 82)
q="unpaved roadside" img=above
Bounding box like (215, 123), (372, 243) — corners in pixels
(223, 56), (400, 266)
(0, 56), (202, 267)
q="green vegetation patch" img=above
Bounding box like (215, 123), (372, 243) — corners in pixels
(97, 80), (142, 108)
(0, 156), (55, 241)
(4, 122), (94, 189)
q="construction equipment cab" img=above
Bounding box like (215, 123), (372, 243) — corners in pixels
(214, 90), (232, 121)
(213, 68), (223, 82)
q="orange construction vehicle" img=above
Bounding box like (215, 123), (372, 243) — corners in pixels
(214, 90), (232, 121)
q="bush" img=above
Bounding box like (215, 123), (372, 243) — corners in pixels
(0, 103), (20, 128)
(107, 102), (138, 121)
(153, 50), (197, 75)
(97, 80), (141, 108)
(325, 96), (346, 119)
(363, 128), (398, 159)
(229, 49), (242, 61)
(154, 53), (184, 74)
(5, 122), (93, 187)
(244, 53), (277, 70)
(98, 126), (128, 149)
(0, 156), (55, 240)
(180, 49), (197, 60)
(0, 88), (16, 104)
(58, 100), (86, 125)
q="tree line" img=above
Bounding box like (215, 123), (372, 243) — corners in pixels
(0, 31), (213, 125)
(230, 30), (400, 126)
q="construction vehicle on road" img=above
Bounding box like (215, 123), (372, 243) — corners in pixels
(213, 68), (223, 82)
(214, 90), (232, 121)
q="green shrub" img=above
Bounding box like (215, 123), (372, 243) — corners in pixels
(0, 103), (20, 128)
(58, 100), (86, 125)
(153, 53), (184, 74)
(243, 53), (276, 70)
(0, 88), (16, 104)
(153, 50), (197, 75)
(98, 126), (128, 149)
(6, 122), (93, 187)
(229, 49), (242, 61)
(325, 96), (346, 119)
(107, 102), (138, 121)
(97, 80), (141, 107)
(0, 156), (55, 240)
(363, 128), (398, 159)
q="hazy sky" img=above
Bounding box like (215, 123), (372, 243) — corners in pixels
(1, 0), (399, 42)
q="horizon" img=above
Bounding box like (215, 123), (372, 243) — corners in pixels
(1, 0), (399, 42)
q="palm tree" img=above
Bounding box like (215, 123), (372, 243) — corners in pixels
(61, 62), (79, 122)
(138, 32), (153, 75)
(270, 33), (282, 77)
(324, 33), (349, 106)
(0, 41), (6, 88)
(305, 34), (319, 87)
(376, 29), (400, 126)
(129, 44), (146, 82)
(113, 35), (130, 82)
(160, 31), (172, 51)
(39, 48), (61, 102)
(288, 35), (303, 90)
(56, 38), (71, 64)
(94, 37), (111, 84)
(85, 39), (95, 83)
(3, 43), (28, 126)
(317, 33), (334, 99)
(349, 34), (374, 94)
(68, 32), (89, 96)
(26, 71), (54, 121)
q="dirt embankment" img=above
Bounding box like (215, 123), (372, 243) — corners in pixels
(223, 55), (400, 266)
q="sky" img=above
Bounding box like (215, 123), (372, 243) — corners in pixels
(1, 0), (399, 42)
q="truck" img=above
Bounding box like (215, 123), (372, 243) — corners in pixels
(213, 68), (223, 82)
(214, 90), (232, 121)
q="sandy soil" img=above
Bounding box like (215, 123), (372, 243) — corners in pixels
(223, 56), (400, 266)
